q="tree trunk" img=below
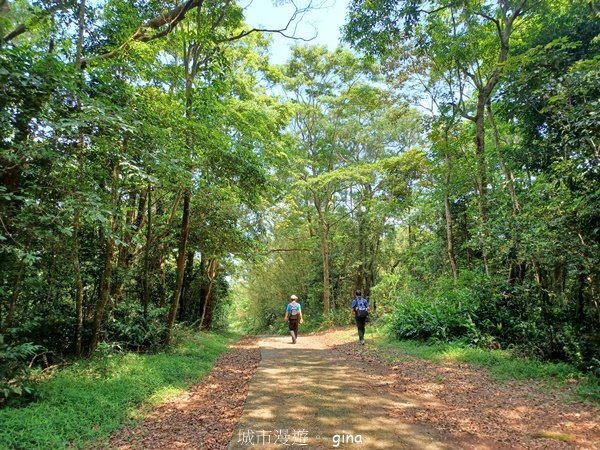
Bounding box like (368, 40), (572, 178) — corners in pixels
(487, 102), (520, 213)
(474, 98), (490, 276)
(73, 0), (86, 355)
(200, 258), (218, 329)
(443, 153), (459, 283)
(73, 207), (84, 355)
(320, 225), (331, 315)
(178, 249), (195, 322)
(90, 233), (115, 353)
(111, 192), (136, 303)
(487, 102), (525, 285)
(356, 210), (366, 292)
(89, 163), (119, 353)
(312, 192), (331, 315)
(154, 190), (182, 308)
(165, 190), (191, 344)
(143, 185), (152, 318)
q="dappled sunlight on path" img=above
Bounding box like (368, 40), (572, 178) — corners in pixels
(228, 334), (451, 450)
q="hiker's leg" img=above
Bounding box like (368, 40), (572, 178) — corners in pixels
(357, 318), (366, 340)
(289, 319), (298, 342)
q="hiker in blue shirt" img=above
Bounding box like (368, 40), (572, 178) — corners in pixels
(349, 289), (369, 345)
(284, 294), (304, 344)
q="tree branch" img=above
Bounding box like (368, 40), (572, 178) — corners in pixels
(223, 0), (317, 43)
(422, 2), (461, 15)
(82, 0), (318, 67)
(2, 0), (75, 45)
(80, 0), (205, 67)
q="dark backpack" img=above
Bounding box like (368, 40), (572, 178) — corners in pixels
(356, 298), (369, 318)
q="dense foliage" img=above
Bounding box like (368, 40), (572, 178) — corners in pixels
(341, 0), (600, 371)
(1, 0), (287, 403)
(1, 0), (599, 406)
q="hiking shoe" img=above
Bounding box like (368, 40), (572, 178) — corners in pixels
(360, 339), (365, 345)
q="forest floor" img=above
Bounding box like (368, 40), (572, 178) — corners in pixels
(108, 328), (600, 450)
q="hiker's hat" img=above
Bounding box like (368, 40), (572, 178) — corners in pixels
(290, 294), (298, 300)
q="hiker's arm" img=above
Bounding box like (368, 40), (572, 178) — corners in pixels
(284, 312), (288, 321)
(299, 310), (304, 323)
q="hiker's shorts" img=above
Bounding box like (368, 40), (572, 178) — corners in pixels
(288, 318), (299, 334)
(355, 316), (367, 335)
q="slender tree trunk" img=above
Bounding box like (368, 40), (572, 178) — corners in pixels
(443, 152), (459, 283)
(200, 258), (218, 329)
(90, 163), (119, 353)
(357, 211), (366, 291)
(487, 101), (523, 284)
(196, 257), (207, 322)
(90, 232), (115, 352)
(143, 185), (152, 318)
(165, 41), (198, 342)
(178, 249), (195, 321)
(73, 208), (84, 355)
(74, 0), (85, 69)
(474, 99), (490, 276)
(312, 192), (331, 315)
(111, 192), (136, 303)
(487, 102), (520, 213)
(153, 189), (183, 308)
(165, 190), (191, 344)
(590, 275), (600, 325)
(73, 0), (86, 355)
(320, 225), (331, 315)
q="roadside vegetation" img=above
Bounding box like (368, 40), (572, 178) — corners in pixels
(0, 331), (232, 450)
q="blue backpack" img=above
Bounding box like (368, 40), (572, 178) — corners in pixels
(356, 297), (369, 318)
(288, 302), (300, 318)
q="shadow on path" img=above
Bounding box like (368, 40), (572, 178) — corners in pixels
(228, 335), (453, 450)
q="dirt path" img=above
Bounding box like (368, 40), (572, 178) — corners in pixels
(227, 332), (451, 450)
(108, 329), (600, 450)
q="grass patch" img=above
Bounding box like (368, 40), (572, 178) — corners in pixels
(530, 431), (574, 442)
(0, 330), (234, 449)
(376, 337), (600, 402)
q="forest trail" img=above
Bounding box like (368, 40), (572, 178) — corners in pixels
(111, 329), (600, 450)
(227, 333), (450, 449)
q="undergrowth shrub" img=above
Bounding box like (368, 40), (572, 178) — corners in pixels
(386, 271), (497, 346)
(382, 269), (600, 375)
(105, 303), (167, 352)
(0, 336), (43, 407)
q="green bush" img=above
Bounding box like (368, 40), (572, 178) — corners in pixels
(387, 272), (489, 345)
(0, 336), (43, 407)
(9, 300), (76, 355)
(389, 294), (481, 343)
(105, 302), (167, 351)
